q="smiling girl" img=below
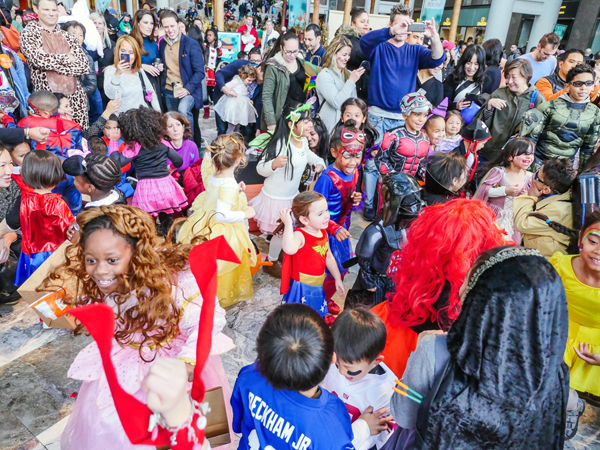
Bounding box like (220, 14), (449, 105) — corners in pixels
(46, 205), (234, 450)
(316, 35), (365, 133)
(550, 211), (600, 439)
(474, 137), (534, 242)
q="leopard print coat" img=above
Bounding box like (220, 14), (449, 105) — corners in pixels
(20, 21), (90, 130)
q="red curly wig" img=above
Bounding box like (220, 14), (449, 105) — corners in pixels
(387, 198), (507, 330)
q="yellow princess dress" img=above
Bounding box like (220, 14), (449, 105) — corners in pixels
(178, 156), (257, 308)
(550, 252), (600, 396)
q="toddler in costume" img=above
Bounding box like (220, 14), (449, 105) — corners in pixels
(8, 150), (74, 284)
(110, 107), (187, 233)
(276, 191), (345, 323)
(46, 205), (235, 450)
(231, 304), (355, 449)
(250, 104), (325, 278)
(436, 110), (464, 153)
(474, 137), (534, 242)
(177, 134), (257, 308)
(313, 123), (363, 305)
(213, 65), (258, 133)
(7, 142), (31, 192)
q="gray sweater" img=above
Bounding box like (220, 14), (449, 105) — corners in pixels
(103, 65), (161, 114)
(316, 67), (357, 133)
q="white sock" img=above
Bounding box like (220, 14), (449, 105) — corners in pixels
(268, 235), (282, 262)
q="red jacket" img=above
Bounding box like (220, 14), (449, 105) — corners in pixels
(182, 157), (205, 204)
(237, 25), (258, 48)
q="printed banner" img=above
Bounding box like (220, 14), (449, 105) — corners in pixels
(420, 0), (445, 28)
(288, 0), (308, 29)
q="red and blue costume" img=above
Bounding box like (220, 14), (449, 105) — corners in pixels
(376, 127), (430, 176)
(14, 190), (75, 285)
(280, 228), (329, 317)
(16, 115), (83, 158)
(314, 164), (360, 300)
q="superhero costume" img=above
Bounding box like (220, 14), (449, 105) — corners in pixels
(376, 127), (430, 177)
(17, 115), (83, 158)
(280, 228), (329, 317)
(346, 173), (426, 308)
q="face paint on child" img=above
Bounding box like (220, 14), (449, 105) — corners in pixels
(332, 142), (363, 175)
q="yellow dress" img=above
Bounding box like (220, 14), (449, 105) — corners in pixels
(178, 157), (257, 308)
(550, 252), (600, 396)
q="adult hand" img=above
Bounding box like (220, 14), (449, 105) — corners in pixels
(105, 99), (122, 117)
(505, 184), (520, 196)
(487, 98), (507, 111)
(349, 67), (365, 83)
(267, 124), (276, 132)
(574, 342), (600, 366)
(176, 87), (191, 99)
(115, 59), (131, 75)
(223, 86), (238, 97)
(336, 228), (351, 242)
(244, 206), (256, 219)
(456, 98), (471, 110)
(143, 358), (192, 427)
(424, 18), (438, 38)
(358, 407), (392, 436)
(390, 17), (412, 38)
(272, 155), (288, 169)
(28, 127), (50, 144)
(142, 63), (161, 77)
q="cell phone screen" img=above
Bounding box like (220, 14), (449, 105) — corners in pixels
(121, 53), (130, 63)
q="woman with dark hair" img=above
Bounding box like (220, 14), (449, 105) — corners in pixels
(443, 44), (486, 110)
(261, 32), (307, 131)
(336, 7), (370, 101)
(482, 38), (503, 94)
(130, 9), (163, 110)
(390, 246), (569, 449)
(417, 63), (444, 107)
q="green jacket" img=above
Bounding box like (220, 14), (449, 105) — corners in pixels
(520, 94), (600, 171)
(475, 85), (545, 161)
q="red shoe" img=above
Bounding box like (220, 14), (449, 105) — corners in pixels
(324, 314), (336, 326)
(327, 300), (341, 315)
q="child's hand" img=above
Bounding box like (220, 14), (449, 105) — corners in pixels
(358, 406), (392, 436)
(351, 191), (362, 206)
(105, 99), (121, 116)
(335, 278), (345, 296)
(279, 208), (293, 227)
(575, 342), (600, 366)
(238, 181), (247, 192)
(314, 164), (324, 173)
(143, 358), (192, 427)
(244, 206), (256, 219)
(505, 184), (520, 196)
(370, 148), (379, 158)
(272, 155), (288, 169)
(66, 222), (81, 243)
(336, 228), (351, 241)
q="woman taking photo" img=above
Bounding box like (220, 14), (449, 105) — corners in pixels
(103, 35), (161, 114)
(443, 44), (486, 110)
(261, 32), (307, 131)
(130, 9), (163, 110)
(337, 7), (370, 101)
(316, 35), (364, 133)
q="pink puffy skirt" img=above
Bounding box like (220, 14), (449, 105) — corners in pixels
(132, 175), (188, 216)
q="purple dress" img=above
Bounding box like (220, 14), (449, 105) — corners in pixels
(163, 139), (200, 172)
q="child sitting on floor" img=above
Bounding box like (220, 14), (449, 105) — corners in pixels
(322, 308), (397, 449)
(231, 303), (355, 449)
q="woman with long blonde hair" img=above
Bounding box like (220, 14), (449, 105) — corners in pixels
(315, 34), (365, 132)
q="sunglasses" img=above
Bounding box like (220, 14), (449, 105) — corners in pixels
(571, 80), (595, 87)
(535, 171), (558, 193)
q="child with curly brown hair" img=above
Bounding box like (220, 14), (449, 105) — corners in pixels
(45, 205), (235, 450)
(177, 134), (257, 308)
(110, 107), (188, 233)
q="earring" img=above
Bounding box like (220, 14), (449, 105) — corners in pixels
(579, 247), (583, 252)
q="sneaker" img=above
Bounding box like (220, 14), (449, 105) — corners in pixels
(363, 207), (374, 221)
(565, 398), (585, 440)
(327, 299), (341, 315)
(0, 290), (20, 305)
(263, 260), (282, 279)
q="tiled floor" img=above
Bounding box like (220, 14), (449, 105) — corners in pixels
(0, 116), (598, 449)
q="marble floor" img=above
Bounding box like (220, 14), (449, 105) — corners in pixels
(1, 116), (599, 449)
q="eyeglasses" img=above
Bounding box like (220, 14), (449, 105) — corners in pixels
(571, 80), (595, 87)
(534, 171), (548, 186)
(283, 49), (299, 56)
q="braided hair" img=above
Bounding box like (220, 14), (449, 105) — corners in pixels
(527, 212), (579, 239)
(41, 205), (208, 361)
(118, 106), (166, 149)
(63, 153), (123, 192)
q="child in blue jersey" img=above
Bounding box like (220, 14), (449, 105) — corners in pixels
(231, 304), (356, 450)
(313, 123), (363, 311)
(322, 308), (397, 450)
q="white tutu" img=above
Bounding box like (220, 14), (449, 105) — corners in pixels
(213, 75), (257, 126)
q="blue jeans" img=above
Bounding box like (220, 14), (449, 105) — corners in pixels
(363, 158), (379, 210)
(164, 89), (195, 126)
(368, 112), (405, 145)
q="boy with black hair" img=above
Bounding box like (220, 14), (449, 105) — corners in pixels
(231, 304), (356, 449)
(514, 157), (576, 257)
(322, 308), (397, 450)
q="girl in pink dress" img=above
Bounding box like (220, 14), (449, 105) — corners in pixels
(43, 205), (235, 450)
(474, 137), (534, 243)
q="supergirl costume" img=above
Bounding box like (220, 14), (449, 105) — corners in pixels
(280, 228), (329, 317)
(10, 190), (74, 285)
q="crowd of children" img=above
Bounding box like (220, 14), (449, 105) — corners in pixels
(3, 4), (600, 449)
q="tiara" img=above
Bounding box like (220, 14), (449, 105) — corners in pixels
(464, 247), (542, 297)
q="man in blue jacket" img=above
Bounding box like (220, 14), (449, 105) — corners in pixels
(159, 10), (204, 137)
(214, 47), (263, 143)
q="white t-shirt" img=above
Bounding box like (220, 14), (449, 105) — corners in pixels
(321, 362), (398, 450)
